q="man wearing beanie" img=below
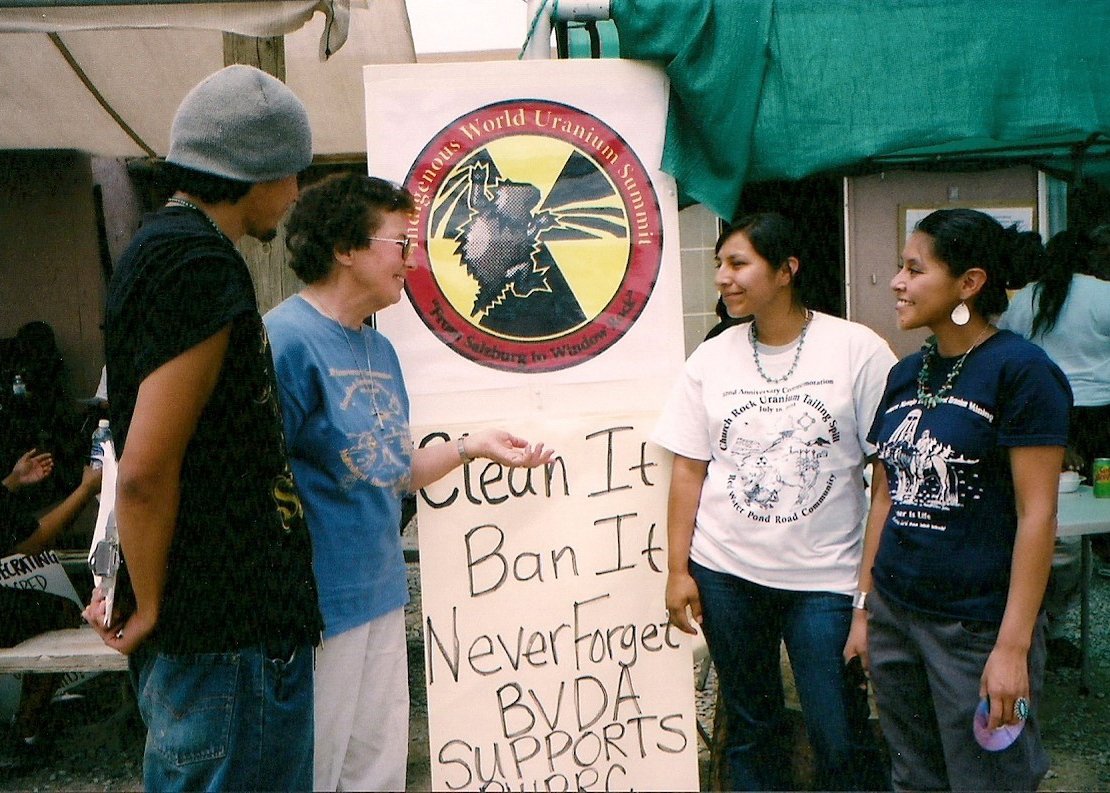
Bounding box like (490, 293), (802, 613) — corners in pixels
(84, 65), (322, 791)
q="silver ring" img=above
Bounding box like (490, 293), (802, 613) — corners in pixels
(1014, 697), (1030, 721)
(114, 629), (124, 640)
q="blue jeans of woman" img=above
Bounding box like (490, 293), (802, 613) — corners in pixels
(130, 638), (314, 792)
(691, 560), (887, 791)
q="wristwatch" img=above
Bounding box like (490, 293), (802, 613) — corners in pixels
(457, 434), (473, 465)
(852, 590), (868, 610)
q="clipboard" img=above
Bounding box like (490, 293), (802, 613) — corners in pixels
(87, 438), (120, 627)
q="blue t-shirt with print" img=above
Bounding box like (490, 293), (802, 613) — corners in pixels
(265, 295), (412, 639)
(868, 330), (1071, 622)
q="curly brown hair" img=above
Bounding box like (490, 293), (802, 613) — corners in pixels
(285, 172), (415, 284)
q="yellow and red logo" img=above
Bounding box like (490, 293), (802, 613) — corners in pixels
(403, 99), (663, 372)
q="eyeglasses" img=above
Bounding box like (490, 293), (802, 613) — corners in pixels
(365, 236), (413, 260)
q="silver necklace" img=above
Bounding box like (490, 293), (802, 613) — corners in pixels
(313, 296), (385, 429)
(165, 196), (228, 241)
(749, 309), (812, 384)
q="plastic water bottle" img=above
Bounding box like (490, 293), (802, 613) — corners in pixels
(12, 373), (26, 397)
(90, 419), (112, 470)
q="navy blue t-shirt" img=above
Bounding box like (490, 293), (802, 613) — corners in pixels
(868, 330), (1071, 622)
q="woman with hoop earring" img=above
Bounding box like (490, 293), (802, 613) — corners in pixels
(845, 208), (1071, 790)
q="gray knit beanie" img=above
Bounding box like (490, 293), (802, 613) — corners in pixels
(167, 65), (312, 182)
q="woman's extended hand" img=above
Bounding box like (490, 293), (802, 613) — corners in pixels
(980, 642), (1031, 730)
(467, 429), (554, 468)
(843, 609), (871, 671)
(6, 449), (54, 489)
(665, 571), (702, 635)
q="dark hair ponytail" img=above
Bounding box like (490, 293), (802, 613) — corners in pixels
(1031, 229), (1092, 337)
(915, 208), (1045, 317)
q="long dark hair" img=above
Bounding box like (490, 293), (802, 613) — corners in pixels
(1030, 229), (1094, 337)
(914, 209), (1045, 317)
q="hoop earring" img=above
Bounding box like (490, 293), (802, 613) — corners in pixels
(951, 301), (971, 326)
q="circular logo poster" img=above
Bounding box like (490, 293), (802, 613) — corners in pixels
(403, 99), (663, 372)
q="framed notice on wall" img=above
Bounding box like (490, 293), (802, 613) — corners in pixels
(900, 203), (1036, 245)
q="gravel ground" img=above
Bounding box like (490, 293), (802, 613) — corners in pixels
(4, 569), (1110, 791)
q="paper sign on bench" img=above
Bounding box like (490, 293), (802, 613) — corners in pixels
(0, 549), (85, 720)
(0, 549), (81, 607)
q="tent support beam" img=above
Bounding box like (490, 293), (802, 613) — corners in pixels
(869, 135), (1108, 165)
(223, 31), (285, 81)
(47, 32), (156, 156)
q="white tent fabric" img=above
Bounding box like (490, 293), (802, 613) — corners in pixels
(288, 1), (415, 156)
(0, 2), (341, 43)
(0, 0), (416, 157)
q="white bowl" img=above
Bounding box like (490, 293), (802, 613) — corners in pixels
(1059, 471), (1081, 493)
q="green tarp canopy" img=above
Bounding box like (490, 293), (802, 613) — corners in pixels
(610, 0), (1110, 220)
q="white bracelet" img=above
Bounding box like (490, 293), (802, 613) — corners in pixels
(852, 590), (868, 610)
(457, 435), (473, 465)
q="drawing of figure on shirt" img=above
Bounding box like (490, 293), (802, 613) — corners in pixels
(792, 441), (831, 504)
(880, 410), (974, 510)
(739, 454), (783, 508)
(333, 369), (413, 495)
(730, 425), (831, 511)
(910, 430), (957, 505)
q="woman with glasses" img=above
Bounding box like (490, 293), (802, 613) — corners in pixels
(264, 172), (552, 792)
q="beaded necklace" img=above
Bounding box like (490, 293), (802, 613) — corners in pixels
(916, 326), (992, 409)
(749, 309), (812, 384)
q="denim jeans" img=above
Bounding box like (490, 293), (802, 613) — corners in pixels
(130, 639), (314, 792)
(690, 561), (888, 791)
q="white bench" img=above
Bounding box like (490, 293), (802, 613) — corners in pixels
(0, 625), (128, 674)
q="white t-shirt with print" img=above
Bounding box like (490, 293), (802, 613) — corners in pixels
(652, 312), (896, 594)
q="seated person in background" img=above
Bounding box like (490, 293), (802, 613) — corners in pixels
(1, 449), (101, 559)
(703, 295), (747, 341)
(1, 449), (102, 767)
(0, 322), (85, 506)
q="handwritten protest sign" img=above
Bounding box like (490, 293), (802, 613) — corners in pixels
(416, 415), (696, 791)
(367, 59), (697, 790)
(0, 549), (84, 720)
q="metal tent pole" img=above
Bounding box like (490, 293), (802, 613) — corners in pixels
(521, 0), (610, 59)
